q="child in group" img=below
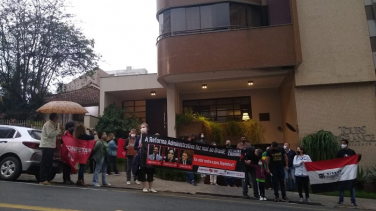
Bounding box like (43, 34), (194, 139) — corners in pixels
(249, 148), (267, 201)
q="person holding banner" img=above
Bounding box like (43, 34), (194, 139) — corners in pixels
(293, 146), (312, 203)
(73, 125), (95, 186)
(92, 132), (111, 187)
(134, 123), (157, 193)
(62, 121), (75, 185)
(336, 139), (362, 207)
(124, 129), (140, 185)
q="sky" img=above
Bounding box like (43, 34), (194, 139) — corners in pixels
(66, 0), (159, 73)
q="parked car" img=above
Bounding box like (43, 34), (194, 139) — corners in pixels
(0, 125), (62, 181)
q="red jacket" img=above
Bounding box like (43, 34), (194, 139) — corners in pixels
(249, 160), (266, 180)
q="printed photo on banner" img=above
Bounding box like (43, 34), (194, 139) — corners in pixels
(162, 147), (178, 167)
(178, 150), (193, 170)
(146, 144), (162, 166)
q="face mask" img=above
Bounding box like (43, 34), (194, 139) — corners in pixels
(341, 144), (347, 149)
(201, 135), (204, 138)
(131, 134), (136, 137)
(297, 150), (301, 155)
(258, 161), (263, 166)
(141, 128), (147, 134)
(283, 146), (287, 150)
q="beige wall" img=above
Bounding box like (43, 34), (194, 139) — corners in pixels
(180, 88), (283, 144)
(99, 74), (164, 116)
(295, 0), (376, 86)
(279, 73), (299, 149)
(295, 82), (376, 168)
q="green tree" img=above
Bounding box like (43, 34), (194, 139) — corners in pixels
(301, 130), (339, 161)
(0, 0), (99, 119)
(96, 104), (142, 138)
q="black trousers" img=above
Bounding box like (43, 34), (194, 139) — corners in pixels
(271, 167), (286, 198)
(62, 163), (71, 181)
(107, 156), (118, 174)
(258, 181), (265, 197)
(40, 148), (54, 182)
(296, 176), (310, 198)
(138, 167), (154, 182)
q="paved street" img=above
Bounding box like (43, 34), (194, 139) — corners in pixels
(0, 180), (344, 211)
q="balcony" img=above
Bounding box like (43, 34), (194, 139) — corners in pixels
(157, 24), (300, 81)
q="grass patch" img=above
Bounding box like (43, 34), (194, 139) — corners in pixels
(318, 190), (376, 199)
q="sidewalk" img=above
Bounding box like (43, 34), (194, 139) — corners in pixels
(19, 172), (376, 210)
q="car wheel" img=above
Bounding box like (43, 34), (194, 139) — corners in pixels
(35, 171), (56, 182)
(0, 156), (21, 181)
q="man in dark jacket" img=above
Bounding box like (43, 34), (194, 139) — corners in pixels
(62, 121), (75, 185)
(242, 145), (262, 199)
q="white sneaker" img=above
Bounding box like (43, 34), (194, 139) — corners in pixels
(92, 183), (100, 187)
(135, 180), (141, 185)
(143, 188), (149, 192)
(263, 197), (267, 201)
(126, 181), (131, 185)
(149, 188), (157, 193)
(259, 197), (263, 201)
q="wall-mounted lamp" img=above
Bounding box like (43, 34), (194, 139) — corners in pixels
(150, 91), (156, 96)
(202, 84), (207, 89)
(242, 113), (250, 121)
(248, 81), (254, 86)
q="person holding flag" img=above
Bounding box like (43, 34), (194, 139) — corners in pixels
(62, 121), (75, 185)
(73, 125), (95, 186)
(336, 139), (362, 207)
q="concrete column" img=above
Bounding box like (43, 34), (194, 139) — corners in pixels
(166, 84), (177, 137)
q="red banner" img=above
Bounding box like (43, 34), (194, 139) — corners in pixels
(117, 138), (126, 158)
(61, 135), (96, 173)
(192, 154), (237, 170)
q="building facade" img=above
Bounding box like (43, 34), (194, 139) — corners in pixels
(100, 0), (376, 168)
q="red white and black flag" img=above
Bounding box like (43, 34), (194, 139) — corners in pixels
(305, 155), (358, 193)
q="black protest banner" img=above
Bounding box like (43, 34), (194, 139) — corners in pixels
(141, 135), (245, 178)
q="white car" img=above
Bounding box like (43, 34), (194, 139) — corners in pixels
(0, 125), (62, 181)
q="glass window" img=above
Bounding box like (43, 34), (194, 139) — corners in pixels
(366, 5), (375, 20)
(0, 127), (16, 138)
(124, 100), (146, 120)
(186, 7), (200, 30)
(200, 5), (214, 29)
(171, 8), (186, 32)
(213, 3), (230, 27)
(163, 10), (171, 34)
(230, 3), (247, 27)
(183, 97), (251, 122)
(159, 13), (164, 34)
(28, 130), (41, 140)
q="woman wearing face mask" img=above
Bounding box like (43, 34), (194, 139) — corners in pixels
(293, 146), (312, 203)
(124, 129), (140, 185)
(134, 123), (157, 193)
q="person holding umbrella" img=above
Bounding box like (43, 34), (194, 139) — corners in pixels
(39, 113), (63, 185)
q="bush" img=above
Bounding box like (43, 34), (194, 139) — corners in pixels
(301, 130), (339, 161)
(155, 168), (201, 182)
(357, 165), (369, 190)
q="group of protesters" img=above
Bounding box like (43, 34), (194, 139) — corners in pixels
(38, 113), (362, 206)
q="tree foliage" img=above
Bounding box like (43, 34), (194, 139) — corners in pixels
(95, 104), (142, 139)
(0, 0), (99, 119)
(301, 130), (339, 161)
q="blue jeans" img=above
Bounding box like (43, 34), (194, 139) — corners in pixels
(284, 167), (296, 190)
(339, 188), (356, 204)
(186, 172), (195, 183)
(92, 157), (109, 185)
